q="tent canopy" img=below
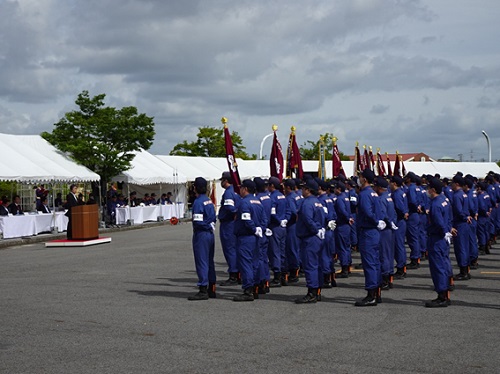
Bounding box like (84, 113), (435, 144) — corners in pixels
(0, 133), (100, 183)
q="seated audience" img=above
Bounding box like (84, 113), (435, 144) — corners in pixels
(8, 195), (24, 215)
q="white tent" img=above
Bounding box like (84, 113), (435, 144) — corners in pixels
(0, 133), (100, 183)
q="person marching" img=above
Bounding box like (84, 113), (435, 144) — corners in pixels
(451, 175), (472, 280)
(317, 179), (337, 288)
(218, 171), (241, 286)
(390, 175), (409, 279)
(295, 179), (325, 303)
(355, 169), (385, 307)
(405, 172), (422, 269)
(332, 181), (353, 279)
(425, 178), (453, 307)
(283, 179), (301, 283)
(476, 182), (492, 255)
(188, 177), (217, 301)
(254, 177), (272, 293)
(233, 179), (266, 302)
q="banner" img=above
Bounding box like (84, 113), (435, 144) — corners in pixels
(353, 143), (362, 175)
(393, 151), (401, 177)
(369, 146), (376, 172)
(210, 180), (217, 206)
(332, 137), (346, 178)
(318, 136), (326, 180)
(286, 126), (303, 179)
(222, 117), (241, 194)
(376, 149), (386, 177)
(386, 152), (392, 177)
(270, 126), (284, 180)
(361, 146), (369, 171)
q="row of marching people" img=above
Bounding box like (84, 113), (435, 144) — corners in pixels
(187, 169), (499, 308)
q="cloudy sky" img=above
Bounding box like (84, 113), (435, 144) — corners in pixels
(1, 0), (499, 162)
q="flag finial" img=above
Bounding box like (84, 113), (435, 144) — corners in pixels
(356, 141), (359, 147)
(291, 125), (296, 133)
(221, 117), (228, 128)
(333, 136), (338, 144)
(363, 144), (366, 149)
(377, 147), (380, 152)
(272, 124), (278, 131)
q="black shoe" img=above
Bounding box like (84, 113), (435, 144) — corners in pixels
(281, 274), (289, 286)
(288, 274), (299, 283)
(470, 259), (479, 270)
(220, 272), (239, 286)
(188, 286), (209, 301)
(233, 288), (254, 302)
(208, 283), (217, 299)
(425, 297), (449, 308)
(258, 281), (267, 294)
(454, 273), (469, 281)
(420, 252), (428, 261)
(355, 290), (378, 307)
(354, 263), (363, 269)
(407, 260), (420, 270)
(269, 278), (282, 288)
(323, 274), (332, 289)
(336, 271), (349, 279)
(295, 289), (317, 304)
(252, 285), (259, 299)
(394, 266), (407, 279)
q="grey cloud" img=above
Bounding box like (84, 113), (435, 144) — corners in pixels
(478, 96), (500, 109)
(370, 104), (389, 114)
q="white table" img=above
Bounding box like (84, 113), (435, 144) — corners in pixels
(0, 212), (69, 239)
(115, 204), (185, 225)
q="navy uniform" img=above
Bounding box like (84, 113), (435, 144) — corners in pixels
(254, 177), (272, 292)
(417, 176), (429, 260)
(267, 176), (289, 287)
(188, 177), (217, 301)
(283, 179), (301, 283)
(451, 175), (471, 280)
(476, 182), (492, 255)
(464, 178), (479, 269)
(405, 172), (422, 269)
(425, 178), (452, 307)
(233, 179), (266, 301)
(218, 171), (241, 286)
(333, 181), (352, 278)
(295, 179), (325, 304)
(347, 180), (359, 251)
(317, 179), (336, 288)
(355, 169), (384, 307)
(390, 176), (409, 279)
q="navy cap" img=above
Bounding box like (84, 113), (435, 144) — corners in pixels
(477, 181), (488, 191)
(374, 176), (388, 188)
(361, 169), (375, 183)
(268, 176), (281, 188)
(428, 177), (443, 194)
(315, 177), (328, 190)
(241, 179), (256, 190)
(293, 178), (302, 188)
(194, 177), (207, 189)
(464, 177), (474, 188)
(405, 172), (417, 183)
(452, 175), (465, 186)
(390, 175), (403, 186)
(303, 179), (318, 191)
(219, 171), (232, 181)
(347, 179), (356, 188)
(283, 179), (295, 189)
(253, 177), (266, 190)
(335, 181), (346, 191)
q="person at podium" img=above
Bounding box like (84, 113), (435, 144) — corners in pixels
(65, 184), (82, 239)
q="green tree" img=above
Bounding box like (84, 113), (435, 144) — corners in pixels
(170, 126), (255, 159)
(300, 133), (349, 161)
(42, 90), (155, 196)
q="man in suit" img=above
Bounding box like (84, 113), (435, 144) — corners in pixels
(38, 196), (51, 214)
(8, 195), (24, 215)
(0, 197), (10, 216)
(65, 184), (80, 239)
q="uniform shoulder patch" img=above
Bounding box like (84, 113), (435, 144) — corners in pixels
(203, 200), (213, 206)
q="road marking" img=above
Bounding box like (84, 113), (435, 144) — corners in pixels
(480, 272), (500, 274)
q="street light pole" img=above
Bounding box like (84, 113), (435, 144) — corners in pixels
(482, 130), (491, 162)
(259, 133), (274, 160)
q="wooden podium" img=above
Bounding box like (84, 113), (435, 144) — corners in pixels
(71, 205), (99, 240)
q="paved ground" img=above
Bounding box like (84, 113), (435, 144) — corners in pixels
(1, 222), (499, 374)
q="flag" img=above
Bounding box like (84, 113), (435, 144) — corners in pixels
(269, 126), (284, 180)
(318, 136), (326, 180)
(393, 151), (401, 177)
(210, 180), (217, 206)
(222, 117), (241, 194)
(286, 126), (303, 179)
(376, 149), (386, 177)
(369, 146), (376, 172)
(401, 156), (407, 177)
(361, 146), (369, 171)
(386, 152), (392, 177)
(332, 137), (346, 178)
(353, 142), (362, 175)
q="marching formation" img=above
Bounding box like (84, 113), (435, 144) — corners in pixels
(188, 170), (500, 308)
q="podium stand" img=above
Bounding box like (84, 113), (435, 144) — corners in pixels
(71, 205), (99, 240)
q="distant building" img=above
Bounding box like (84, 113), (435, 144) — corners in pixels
(437, 156), (458, 162)
(348, 152), (437, 162)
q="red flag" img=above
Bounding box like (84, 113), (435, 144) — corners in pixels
(386, 152), (392, 177)
(222, 118), (241, 194)
(270, 129), (284, 180)
(369, 147), (376, 171)
(401, 157), (407, 177)
(362, 146), (369, 171)
(376, 150), (386, 177)
(393, 152), (401, 177)
(210, 180), (217, 206)
(354, 143), (362, 175)
(286, 127), (303, 179)
(332, 138), (346, 178)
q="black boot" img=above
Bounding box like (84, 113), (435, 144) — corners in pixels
(454, 267), (470, 281)
(381, 275), (390, 290)
(425, 291), (450, 308)
(337, 266), (349, 278)
(269, 272), (282, 288)
(288, 268), (300, 283)
(316, 288), (322, 302)
(394, 266), (406, 279)
(188, 286), (209, 301)
(208, 283), (217, 299)
(281, 272), (289, 286)
(323, 273), (332, 289)
(376, 287), (382, 303)
(252, 285), (260, 299)
(295, 288), (317, 304)
(233, 287), (254, 302)
(330, 272), (337, 287)
(258, 281), (267, 294)
(479, 245), (486, 256)
(407, 258), (420, 270)
(470, 258), (479, 270)
(354, 289), (378, 307)
(220, 272), (238, 286)
(485, 242), (491, 254)
(448, 276), (455, 291)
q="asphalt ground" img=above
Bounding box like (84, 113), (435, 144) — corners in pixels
(1, 222), (499, 374)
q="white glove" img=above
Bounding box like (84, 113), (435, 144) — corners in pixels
(391, 222), (398, 230)
(327, 220), (336, 231)
(210, 222), (216, 231)
(316, 228), (326, 240)
(140, 203), (145, 207)
(444, 232), (452, 245)
(254, 227), (263, 238)
(265, 228), (273, 237)
(280, 219), (288, 228)
(377, 220), (387, 231)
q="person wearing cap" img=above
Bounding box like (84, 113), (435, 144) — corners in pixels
(233, 179), (266, 301)
(404, 172), (422, 269)
(354, 169), (384, 307)
(451, 175), (472, 280)
(267, 176), (290, 287)
(374, 176), (397, 290)
(476, 182), (492, 255)
(149, 193), (157, 205)
(442, 178), (453, 202)
(425, 177), (452, 307)
(295, 178), (325, 303)
(485, 174), (497, 248)
(390, 175), (409, 279)
(333, 180), (352, 278)
(218, 171), (241, 286)
(346, 179), (359, 252)
(283, 178), (301, 283)
(417, 176), (430, 261)
(463, 177), (479, 269)
(128, 191), (138, 207)
(316, 178), (336, 288)
(254, 177), (272, 293)
(188, 177), (217, 301)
